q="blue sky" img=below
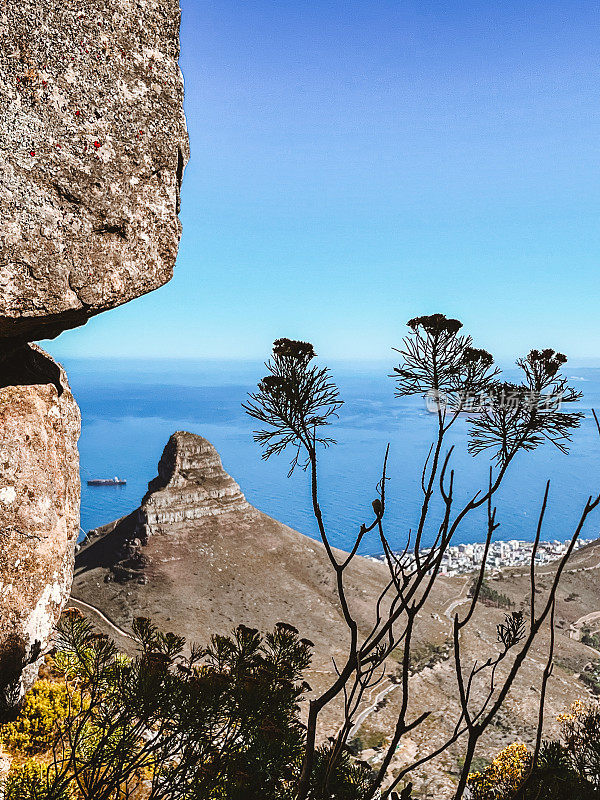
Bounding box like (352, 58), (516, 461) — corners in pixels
(47, 0), (600, 364)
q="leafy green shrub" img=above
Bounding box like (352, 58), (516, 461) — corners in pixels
(469, 700), (600, 799)
(408, 639), (452, 672)
(470, 579), (514, 610)
(349, 728), (388, 753)
(579, 661), (600, 695)
(3, 760), (71, 800)
(581, 629), (600, 649)
(559, 699), (600, 791)
(512, 740), (597, 800)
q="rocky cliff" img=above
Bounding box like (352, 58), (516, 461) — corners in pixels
(141, 431), (251, 533)
(0, 0), (188, 704)
(0, 345), (80, 709)
(0, 0), (189, 348)
(79, 432), (254, 583)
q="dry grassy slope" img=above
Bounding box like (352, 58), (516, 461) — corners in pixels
(72, 519), (600, 798)
(369, 542), (600, 798)
(71, 504), (408, 737)
(72, 507), (394, 667)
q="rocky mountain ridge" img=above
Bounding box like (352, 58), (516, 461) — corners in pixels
(80, 432), (254, 584)
(142, 431), (252, 532)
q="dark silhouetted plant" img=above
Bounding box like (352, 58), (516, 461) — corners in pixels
(245, 314), (599, 800)
(0, 611), (373, 800)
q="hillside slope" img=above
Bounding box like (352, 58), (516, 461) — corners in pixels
(71, 432), (600, 797)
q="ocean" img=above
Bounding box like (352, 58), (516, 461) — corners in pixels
(62, 358), (600, 556)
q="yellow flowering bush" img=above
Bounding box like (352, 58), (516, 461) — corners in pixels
(557, 698), (600, 789)
(557, 698), (587, 726)
(0, 680), (71, 755)
(467, 742), (531, 800)
(467, 701), (600, 800)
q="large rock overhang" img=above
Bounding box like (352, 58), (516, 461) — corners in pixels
(0, 0), (189, 350)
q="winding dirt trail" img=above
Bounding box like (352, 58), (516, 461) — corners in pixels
(444, 577), (471, 620)
(568, 610), (600, 657)
(571, 610), (600, 634)
(68, 596), (134, 647)
(345, 578), (472, 741)
(348, 681), (402, 740)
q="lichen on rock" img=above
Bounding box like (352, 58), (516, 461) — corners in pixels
(0, 0), (189, 348)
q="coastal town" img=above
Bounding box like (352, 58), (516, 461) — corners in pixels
(371, 537), (595, 576)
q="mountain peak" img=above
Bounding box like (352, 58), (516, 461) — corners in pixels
(140, 432), (251, 538)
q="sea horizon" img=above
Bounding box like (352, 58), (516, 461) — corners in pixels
(51, 355), (600, 557)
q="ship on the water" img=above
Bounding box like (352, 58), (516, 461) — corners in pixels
(87, 476), (127, 486)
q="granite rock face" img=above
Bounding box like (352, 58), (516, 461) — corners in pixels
(0, 0), (187, 705)
(0, 345), (80, 707)
(0, 0), (189, 348)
